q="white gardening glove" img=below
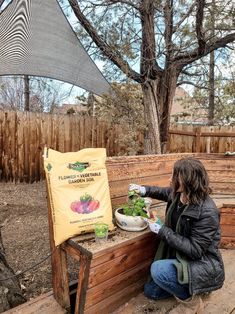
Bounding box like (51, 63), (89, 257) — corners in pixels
(128, 183), (146, 196)
(145, 218), (163, 234)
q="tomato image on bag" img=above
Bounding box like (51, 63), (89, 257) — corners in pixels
(44, 148), (114, 246)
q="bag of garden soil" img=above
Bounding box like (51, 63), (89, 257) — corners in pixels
(44, 147), (114, 246)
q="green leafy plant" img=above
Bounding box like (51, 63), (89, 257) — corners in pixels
(122, 191), (148, 218)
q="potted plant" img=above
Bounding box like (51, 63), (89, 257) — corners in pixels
(114, 191), (152, 231)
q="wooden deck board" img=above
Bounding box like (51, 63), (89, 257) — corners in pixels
(3, 292), (66, 314)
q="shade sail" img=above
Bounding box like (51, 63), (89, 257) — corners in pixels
(0, 0), (110, 95)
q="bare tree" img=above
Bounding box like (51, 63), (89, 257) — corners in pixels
(23, 75), (30, 112)
(0, 76), (73, 112)
(67, 0), (235, 153)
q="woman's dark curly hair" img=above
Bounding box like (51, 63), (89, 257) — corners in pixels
(171, 157), (212, 204)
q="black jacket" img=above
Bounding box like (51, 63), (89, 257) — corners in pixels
(145, 186), (225, 295)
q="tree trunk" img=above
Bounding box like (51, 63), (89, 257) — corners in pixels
(158, 68), (178, 153)
(24, 75), (30, 111)
(0, 228), (26, 312)
(142, 68), (178, 154)
(208, 50), (215, 125)
(208, 0), (215, 126)
(141, 80), (161, 154)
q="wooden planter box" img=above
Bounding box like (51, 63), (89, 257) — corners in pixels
(47, 154), (235, 313)
(220, 204), (235, 249)
(63, 230), (158, 314)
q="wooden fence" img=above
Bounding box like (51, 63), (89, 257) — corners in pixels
(168, 124), (235, 153)
(1, 110), (235, 182)
(0, 111), (143, 182)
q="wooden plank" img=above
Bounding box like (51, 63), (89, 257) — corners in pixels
(91, 117), (97, 148)
(220, 214), (235, 225)
(220, 237), (235, 249)
(64, 115), (71, 152)
(85, 258), (152, 308)
(74, 115), (81, 151)
(194, 153), (235, 160)
(84, 277), (145, 314)
(107, 153), (197, 165)
(195, 127), (201, 152)
(36, 112), (42, 182)
(58, 116), (65, 153)
(90, 232), (157, 268)
(29, 112), (36, 183)
(103, 121), (109, 152)
(169, 127), (235, 137)
(17, 112), (24, 182)
(202, 161), (235, 171)
(107, 160), (175, 182)
(208, 171), (235, 183)
(83, 117), (89, 148)
(88, 240), (157, 287)
(9, 111), (17, 181)
(220, 207), (235, 214)
(221, 225), (235, 237)
(69, 229), (117, 245)
(210, 183), (235, 195)
(79, 117), (85, 149)
(62, 243), (81, 262)
(74, 254), (92, 314)
(3, 111), (10, 181)
(23, 112), (30, 182)
(3, 291), (66, 314)
(45, 180), (70, 311)
(109, 174), (171, 200)
(51, 114), (58, 151)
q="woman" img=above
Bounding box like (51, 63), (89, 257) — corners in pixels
(129, 157), (225, 314)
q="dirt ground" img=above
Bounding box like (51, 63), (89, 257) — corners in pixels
(0, 182), (51, 300)
(0, 182), (235, 313)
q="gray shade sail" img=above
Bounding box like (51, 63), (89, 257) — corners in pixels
(0, 0), (110, 96)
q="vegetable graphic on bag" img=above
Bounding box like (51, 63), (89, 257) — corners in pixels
(70, 193), (100, 214)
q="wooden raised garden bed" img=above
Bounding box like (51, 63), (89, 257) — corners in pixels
(47, 153), (235, 314)
(62, 229), (158, 313)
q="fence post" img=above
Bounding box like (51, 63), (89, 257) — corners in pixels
(206, 137), (211, 153)
(195, 127), (201, 153)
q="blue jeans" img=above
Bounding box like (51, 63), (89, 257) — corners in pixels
(144, 259), (190, 300)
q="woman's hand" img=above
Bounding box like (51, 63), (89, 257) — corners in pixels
(144, 217), (163, 234)
(128, 183), (146, 196)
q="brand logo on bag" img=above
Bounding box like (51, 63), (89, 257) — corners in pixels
(68, 162), (90, 172)
(46, 163), (52, 171)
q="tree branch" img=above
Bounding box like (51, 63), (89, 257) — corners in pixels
(68, 0), (143, 83)
(139, 0), (162, 79)
(181, 69), (206, 77)
(164, 0), (174, 58)
(196, 0), (206, 54)
(174, 32), (235, 67)
(101, 0), (139, 11)
(177, 80), (209, 89)
(173, 2), (197, 33)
